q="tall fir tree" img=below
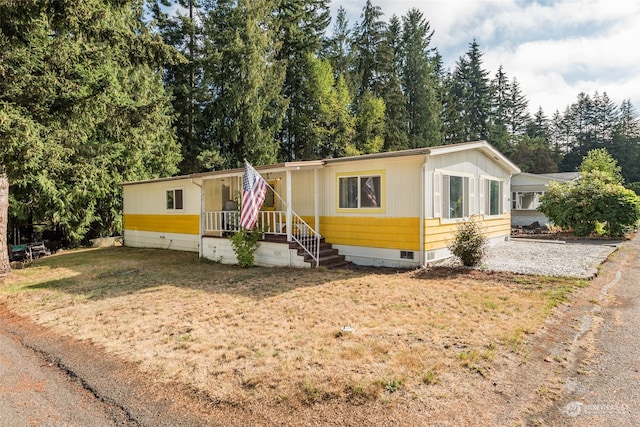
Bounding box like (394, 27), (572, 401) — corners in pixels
(324, 6), (353, 83)
(448, 40), (492, 143)
(0, 0), (181, 243)
(489, 65), (511, 152)
(275, 0), (331, 161)
(149, 0), (214, 173)
(353, 0), (386, 97)
(377, 15), (409, 151)
(202, 0), (287, 167)
(400, 8), (442, 147)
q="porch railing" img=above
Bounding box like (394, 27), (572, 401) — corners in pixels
(203, 210), (320, 267)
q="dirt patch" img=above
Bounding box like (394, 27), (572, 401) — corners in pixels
(0, 246), (622, 425)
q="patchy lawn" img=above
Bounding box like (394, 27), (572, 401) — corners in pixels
(0, 247), (586, 421)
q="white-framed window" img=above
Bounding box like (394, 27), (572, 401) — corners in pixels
(512, 191), (545, 210)
(485, 179), (503, 216)
(166, 188), (184, 210)
(443, 174), (470, 219)
(338, 174), (382, 210)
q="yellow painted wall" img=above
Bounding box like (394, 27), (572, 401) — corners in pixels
(123, 214), (200, 235)
(423, 216), (511, 251)
(301, 216), (420, 250)
(305, 214), (510, 253)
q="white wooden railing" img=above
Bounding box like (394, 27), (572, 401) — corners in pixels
(203, 210), (320, 267)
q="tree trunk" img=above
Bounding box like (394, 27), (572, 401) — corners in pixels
(0, 173), (10, 276)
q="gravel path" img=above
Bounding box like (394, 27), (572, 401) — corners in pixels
(437, 238), (622, 278)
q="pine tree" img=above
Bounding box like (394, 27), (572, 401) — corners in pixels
(377, 15), (408, 151)
(508, 77), (530, 139)
(149, 0), (214, 173)
(202, 0), (287, 167)
(611, 99), (640, 183)
(275, 0), (331, 161)
(446, 40), (491, 143)
(488, 65), (511, 152)
(400, 8), (442, 147)
(353, 0), (386, 97)
(324, 6), (353, 82)
(0, 0), (181, 243)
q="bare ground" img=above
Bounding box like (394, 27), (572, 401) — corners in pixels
(0, 238), (633, 426)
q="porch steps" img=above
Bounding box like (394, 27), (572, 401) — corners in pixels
(291, 238), (351, 269)
(263, 234), (351, 268)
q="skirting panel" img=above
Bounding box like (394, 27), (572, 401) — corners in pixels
(201, 237), (310, 268)
(123, 229), (199, 252)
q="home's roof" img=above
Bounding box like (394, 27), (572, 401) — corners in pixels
(541, 172), (580, 181)
(120, 140), (520, 186)
(324, 140), (520, 174)
(513, 171), (580, 183)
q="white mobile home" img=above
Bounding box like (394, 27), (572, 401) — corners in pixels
(511, 172), (579, 227)
(121, 140), (520, 268)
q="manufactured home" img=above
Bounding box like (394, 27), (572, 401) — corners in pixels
(511, 172), (579, 228)
(121, 140), (520, 268)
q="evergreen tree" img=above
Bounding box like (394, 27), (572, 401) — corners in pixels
(611, 99), (640, 183)
(275, 0), (331, 161)
(447, 40), (491, 143)
(400, 8), (442, 147)
(0, 0), (181, 243)
(488, 65), (511, 153)
(202, 0), (287, 167)
(324, 6), (353, 82)
(377, 15), (408, 151)
(507, 77), (530, 139)
(149, 0), (214, 173)
(353, 0), (386, 97)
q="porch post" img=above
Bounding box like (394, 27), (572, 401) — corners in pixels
(314, 168), (319, 233)
(286, 169), (292, 242)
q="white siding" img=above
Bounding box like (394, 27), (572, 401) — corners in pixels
(123, 178), (201, 216)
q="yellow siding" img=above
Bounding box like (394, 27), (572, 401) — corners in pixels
(309, 215), (511, 253)
(124, 214), (200, 235)
(423, 216), (511, 251)
(318, 216), (420, 250)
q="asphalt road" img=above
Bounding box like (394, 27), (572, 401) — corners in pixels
(0, 327), (115, 426)
(535, 233), (640, 426)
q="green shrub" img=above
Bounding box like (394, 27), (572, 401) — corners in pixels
(447, 219), (487, 267)
(229, 227), (263, 268)
(540, 171), (640, 238)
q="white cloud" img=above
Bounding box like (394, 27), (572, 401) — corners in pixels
(329, 0), (640, 115)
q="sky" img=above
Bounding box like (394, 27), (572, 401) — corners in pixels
(330, 0), (640, 116)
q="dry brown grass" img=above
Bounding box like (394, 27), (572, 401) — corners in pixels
(0, 247), (584, 409)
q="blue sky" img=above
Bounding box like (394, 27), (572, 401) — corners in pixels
(330, 0), (640, 116)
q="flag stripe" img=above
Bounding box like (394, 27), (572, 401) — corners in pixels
(240, 161), (268, 230)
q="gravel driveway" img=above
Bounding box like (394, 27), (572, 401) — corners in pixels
(437, 238), (622, 278)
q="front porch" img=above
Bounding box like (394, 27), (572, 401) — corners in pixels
(201, 210), (348, 268)
(197, 160), (351, 267)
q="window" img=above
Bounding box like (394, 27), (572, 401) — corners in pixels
(443, 175), (469, 219)
(512, 191), (544, 210)
(166, 188), (183, 210)
(338, 175), (381, 209)
(486, 179), (503, 216)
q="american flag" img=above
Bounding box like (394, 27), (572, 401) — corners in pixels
(240, 160), (268, 230)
